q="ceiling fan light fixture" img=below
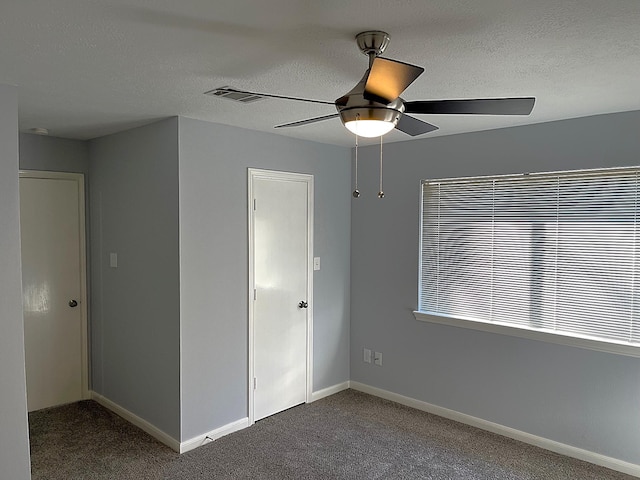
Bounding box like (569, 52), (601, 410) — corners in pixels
(340, 107), (400, 138)
(345, 119), (395, 138)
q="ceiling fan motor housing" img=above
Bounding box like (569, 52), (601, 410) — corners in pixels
(338, 105), (402, 126)
(335, 72), (405, 132)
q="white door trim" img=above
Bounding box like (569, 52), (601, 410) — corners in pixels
(19, 170), (90, 401)
(247, 168), (314, 426)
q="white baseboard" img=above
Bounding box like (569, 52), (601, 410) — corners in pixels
(350, 382), (640, 478)
(90, 391), (181, 452)
(180, 417), (249, 454)
(310, 381), (351, 402)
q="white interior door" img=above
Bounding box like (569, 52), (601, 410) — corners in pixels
(20, 172), (87, 412)
(249, 169), (313, 422)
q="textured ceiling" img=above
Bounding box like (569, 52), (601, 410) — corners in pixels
(1, 0), (639, 147)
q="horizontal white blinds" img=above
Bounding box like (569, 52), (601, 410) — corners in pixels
(420, 168), (640, 345)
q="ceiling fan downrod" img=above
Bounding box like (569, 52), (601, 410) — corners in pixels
(355, 30), (390, 67)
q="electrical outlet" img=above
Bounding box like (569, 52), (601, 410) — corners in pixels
(374, 351), (383, 366)
(363, 348), (372, 363)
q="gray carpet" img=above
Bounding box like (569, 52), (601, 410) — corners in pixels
(29, 390), (634, 479)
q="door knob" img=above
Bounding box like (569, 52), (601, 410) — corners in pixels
(298, 301), (308, 309)
(69, 299), (78, 308)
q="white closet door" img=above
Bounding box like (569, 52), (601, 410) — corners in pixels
(20, 175), (85, 411)
(252, 174), (310, 421)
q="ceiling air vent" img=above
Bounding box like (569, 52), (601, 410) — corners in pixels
(204, 86), (265, 104)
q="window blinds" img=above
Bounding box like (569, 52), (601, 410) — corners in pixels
(420, 167), (640, 346)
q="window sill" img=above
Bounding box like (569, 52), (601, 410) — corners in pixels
(413, 311), (640, 358)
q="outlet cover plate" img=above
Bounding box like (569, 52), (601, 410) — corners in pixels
(374, 351), (383, 366)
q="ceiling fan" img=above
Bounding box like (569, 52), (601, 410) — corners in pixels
(210, 30), (536, 138)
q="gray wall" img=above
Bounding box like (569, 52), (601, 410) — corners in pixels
(350, 110), (640, 465)
(89, 118), (181, 440)
(0, 84), (32, 479)
(19, 133), (89, 174)
(179, 117), (351, 440)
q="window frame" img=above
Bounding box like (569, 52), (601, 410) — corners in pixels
(414, 166), (640, 358)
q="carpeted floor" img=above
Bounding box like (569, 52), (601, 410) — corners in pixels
(28, 390), (634, 479)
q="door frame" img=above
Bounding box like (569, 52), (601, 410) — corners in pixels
(247, 168), (314, 426)
(19, 170), (90, 401)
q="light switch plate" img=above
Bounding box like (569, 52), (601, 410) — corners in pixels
(109, 252), (118, 268)
(313, 257), (321, 271)
(364, 348), (372, 363)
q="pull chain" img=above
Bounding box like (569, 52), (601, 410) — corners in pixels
(353, 116), (360, 198)
(378, 135), (385, 198)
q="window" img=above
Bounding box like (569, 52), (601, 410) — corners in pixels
(416, 166), (640, 356)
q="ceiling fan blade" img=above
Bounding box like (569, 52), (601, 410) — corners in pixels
(274, 113), (340, 129)
(208, 87), (334, 106)
(404, 97), (535, 115)
(396, 114), (439, 136)
(363, 57), (424, 103)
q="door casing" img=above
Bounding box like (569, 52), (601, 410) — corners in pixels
(247, 168), (314, 425)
